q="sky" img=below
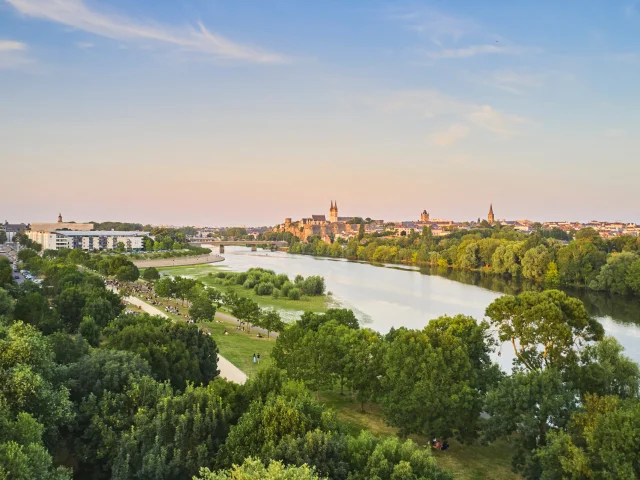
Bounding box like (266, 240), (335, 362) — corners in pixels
(2, 0), (640, 226)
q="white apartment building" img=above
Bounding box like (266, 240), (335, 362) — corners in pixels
(27, 230), (149, 251)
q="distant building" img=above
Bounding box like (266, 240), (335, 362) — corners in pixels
(420, 210), (430, 223)
(277, 201), (365, 242)
(2, 221), (27, 242)
(488, 204), (495, 225)
(31, 213), (94, 232)
(26, 230), (149, 251)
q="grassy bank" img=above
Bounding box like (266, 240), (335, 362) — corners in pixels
(319, 390), (520, 480)
(130, 294), (275, 378)
(156, 264), (335, 316)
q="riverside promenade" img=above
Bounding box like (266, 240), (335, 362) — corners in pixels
(132, 253), (224, 269)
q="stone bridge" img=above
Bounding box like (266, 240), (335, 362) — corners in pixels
(190, 238), (287, 253)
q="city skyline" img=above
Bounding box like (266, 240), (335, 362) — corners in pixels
(3, 0), (640, 225)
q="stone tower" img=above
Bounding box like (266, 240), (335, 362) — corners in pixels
(330, 201), (338, 223)
(57, 213), (63, 223)
(488, 204), (495, 225)
(420, 210), (430, 223)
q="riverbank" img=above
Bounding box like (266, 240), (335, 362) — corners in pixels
(133, 253), (224, 268)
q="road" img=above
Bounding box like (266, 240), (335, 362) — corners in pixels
(0, 244), (24, 284)
(124, 296), (248, 385)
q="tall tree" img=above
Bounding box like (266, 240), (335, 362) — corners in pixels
(485, 290), (604, 371)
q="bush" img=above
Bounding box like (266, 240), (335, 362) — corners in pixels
(281, 281), (294, 296)
(301, 276), (325, 296)
(235, 272), (248, 285)
(142, 267), (160, 281)
(287, 288), (301, 300)
(272, 288), (281, 299)
(254, 282), (274, 296)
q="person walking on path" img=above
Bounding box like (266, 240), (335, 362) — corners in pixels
(253, 353), (257, 364)
(257, 353), (261, 364)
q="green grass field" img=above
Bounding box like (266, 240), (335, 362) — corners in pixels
(319, 390), (520, 480)
(156, 264), (336, 317)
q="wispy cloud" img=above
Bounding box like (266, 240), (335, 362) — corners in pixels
(0, 39), (32, 69)
(7, 0), (289, 64)
(367, 89), (526, 138)
(76, 41), (94, 50)
(390, 8), (477, 45)
(423, 44), (541, 60)
(429, 124), (469, 146)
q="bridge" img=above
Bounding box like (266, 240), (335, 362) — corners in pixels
(189, 238), (287, 253)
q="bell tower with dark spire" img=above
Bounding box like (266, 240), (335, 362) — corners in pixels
(57, 213), (63, 223)
(488, 204), (495, 225)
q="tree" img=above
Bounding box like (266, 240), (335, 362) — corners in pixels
(111, 381), (240, 480)
(154, 277), (175, 299)
(483, 368), (578, 478)
(0, 230), (6, 244)
(0, 402), (72, 480)
(521, 245), (551, 281)
(197, 458), (322, 480)
(0, 321), (74, 436)
(104, 314), (218, 390)
(485, 290), (604, 372)
(231, 297), (261, 331)
(544, 261), (560, 289)
(190, 295), (216, 322)
(55, 287), (86, 331)
(116, 264), (139, 282)
(538, 394), (640, 480)
(343, 328), (383, 411)
(78, 316), (101, 347)
(590, 252), (638, 295)
(142, 267), (160, 281)
(17, 248), (38, 262)
(259, 310), (285, 338)
(0, 257), (13, 287)
(115, 242), (126, 252)
(0, 287), (14, 318)
(380, 320), (493, 442)
(565, 336), (640, 399)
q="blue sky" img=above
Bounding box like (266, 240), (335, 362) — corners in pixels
(2, 0), (640, 226)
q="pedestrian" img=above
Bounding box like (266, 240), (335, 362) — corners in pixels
(253, 353), (256, 364)
(257, 353), (261, 364)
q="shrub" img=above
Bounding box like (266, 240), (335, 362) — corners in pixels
(287, 288), (301, 300)
(254, 282), (275, 296)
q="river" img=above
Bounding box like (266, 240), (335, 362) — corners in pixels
(212, 246), (640, 366)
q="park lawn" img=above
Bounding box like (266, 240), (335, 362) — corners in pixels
(199, 317), (276, 378)
(129, 294), (274, 378)
(319, 390), (520, 480)
(157, 265), (335, 315)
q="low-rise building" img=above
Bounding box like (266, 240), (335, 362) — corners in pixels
(27, 230), (149, 251)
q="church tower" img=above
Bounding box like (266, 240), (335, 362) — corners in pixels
(420, 210), (430, 223)
(57, 213), (63, 223)
(330, 201), (338, 223)
(488, 204), (495, 225)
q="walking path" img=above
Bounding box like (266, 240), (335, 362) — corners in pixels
(124, 296), (248, 385)
(132, 253), (224, 269)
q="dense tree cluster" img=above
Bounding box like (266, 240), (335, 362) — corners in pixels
(272, 291), (640, 479)
(0, 252), (453, 479)
(285, 226), (640, 297)
(211, 268), (326, 300)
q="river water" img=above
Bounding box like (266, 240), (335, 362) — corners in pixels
(212, 247), (640, 366)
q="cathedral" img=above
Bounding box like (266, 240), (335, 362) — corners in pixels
(278, 201), (358, 242)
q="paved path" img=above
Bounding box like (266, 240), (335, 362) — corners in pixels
(124, 296), (248, 385)
(132, 254), (224, 269)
